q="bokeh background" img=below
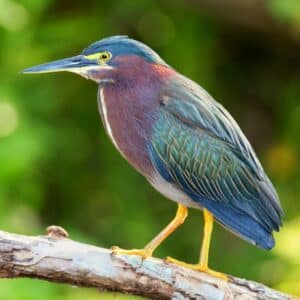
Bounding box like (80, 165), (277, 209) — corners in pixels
(0, 0), (300, 299)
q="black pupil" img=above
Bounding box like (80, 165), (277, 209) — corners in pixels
(102, 54), (107, 59)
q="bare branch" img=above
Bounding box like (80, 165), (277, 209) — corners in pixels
(0, 230), (295, 300)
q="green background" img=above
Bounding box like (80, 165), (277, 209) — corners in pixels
(0, 0), (300, 298)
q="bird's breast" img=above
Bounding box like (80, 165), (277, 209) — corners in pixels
(97, 85), (155, 178)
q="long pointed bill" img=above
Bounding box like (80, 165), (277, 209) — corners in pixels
(22, 55), (99, 74)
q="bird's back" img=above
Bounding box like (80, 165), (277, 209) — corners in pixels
(148, 73), (283, 249)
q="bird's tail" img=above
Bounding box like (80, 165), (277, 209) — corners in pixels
(199, 198), (275, 250)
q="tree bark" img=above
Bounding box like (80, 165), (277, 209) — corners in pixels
(0, 229), (296, 300)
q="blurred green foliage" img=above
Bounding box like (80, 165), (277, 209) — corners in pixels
(0, 0), (300, 298)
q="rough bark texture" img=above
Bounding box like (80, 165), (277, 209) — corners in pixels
(0, 229), (296, 300)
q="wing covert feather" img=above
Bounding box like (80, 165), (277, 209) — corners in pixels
(148, 76), (283, 248)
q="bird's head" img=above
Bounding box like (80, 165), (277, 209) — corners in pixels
(22, 36), (169, 83)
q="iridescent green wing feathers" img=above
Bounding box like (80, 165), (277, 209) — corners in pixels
(149, 75), (283, 249)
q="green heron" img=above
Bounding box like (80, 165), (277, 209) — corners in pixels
(23, 36), (283, 279)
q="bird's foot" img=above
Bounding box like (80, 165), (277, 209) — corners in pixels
(165, 256), (228, 281)
(111, 246), (153, 260)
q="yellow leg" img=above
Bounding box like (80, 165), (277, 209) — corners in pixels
(199, 208), (213, 269)
(166, 208), (228, 280)
(112, 204), (188, 258)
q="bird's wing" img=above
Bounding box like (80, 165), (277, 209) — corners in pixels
(148, 76), (283, 249)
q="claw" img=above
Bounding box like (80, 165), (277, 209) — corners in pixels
(165, 256), (228, 281)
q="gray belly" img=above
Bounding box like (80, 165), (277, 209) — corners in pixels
(149, 171), (202, 209)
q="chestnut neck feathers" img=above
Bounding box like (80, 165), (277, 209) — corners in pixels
(97, 56), (174, 177)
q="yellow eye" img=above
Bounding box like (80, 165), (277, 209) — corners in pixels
(99, 51), (112, 63)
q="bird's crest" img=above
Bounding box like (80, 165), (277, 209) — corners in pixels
(82, 35), (168, 66)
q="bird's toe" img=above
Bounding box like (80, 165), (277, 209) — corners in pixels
(165, 256), (228, 281)
(111, 246), (152, 259)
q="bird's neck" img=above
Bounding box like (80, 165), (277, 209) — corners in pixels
(98, 61), (174, 177)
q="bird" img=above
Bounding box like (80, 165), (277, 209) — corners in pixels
(22, 35), (283, 279)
